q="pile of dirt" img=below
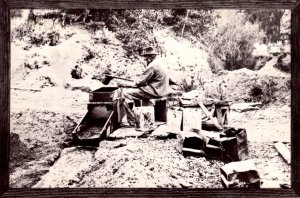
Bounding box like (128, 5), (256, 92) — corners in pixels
(203, 67), (290, 104)
(29, 136), (290, 188)
(9, 109), (82, 187)
(33, 138), (225, 188)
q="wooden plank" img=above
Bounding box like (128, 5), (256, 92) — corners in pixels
(182, 108), (202, 132)
(198, 102), (223, 130)
(274, 142), (291, 165)
(291, 2), (300, 194)
(166, 109), (182, 132)
(2, 188), (299, 197)
(0, 1), (10, 196)
(5, 0), (297, 9)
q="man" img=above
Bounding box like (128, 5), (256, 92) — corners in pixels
(118, 47), (176, 126)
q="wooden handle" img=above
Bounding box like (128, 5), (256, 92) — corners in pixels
(198, 101), (223, 130)
(106, 75), (134, 82)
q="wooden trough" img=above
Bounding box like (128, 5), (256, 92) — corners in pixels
(72, 87), (125, 145)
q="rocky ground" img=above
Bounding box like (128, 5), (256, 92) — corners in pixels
(9, 10), (291, 189)
(9, 87), (291, 188)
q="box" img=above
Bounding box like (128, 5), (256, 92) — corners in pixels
(220, 159), (261, 189)
(221, 128), (248, 162)
(89, 87), (119, 102)
(204, 128), (248, 162)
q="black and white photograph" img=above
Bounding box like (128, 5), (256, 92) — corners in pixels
(9, 9), (291, 189)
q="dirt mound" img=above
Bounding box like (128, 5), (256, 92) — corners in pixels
(33, 138), (225, 188)
(9, 109), (82, 187)
(203, 67), (290, 104)
(9, 132), (33, 171)
(29, 137), (290, 188)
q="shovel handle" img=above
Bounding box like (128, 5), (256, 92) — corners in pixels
(106, 75), (134, 82)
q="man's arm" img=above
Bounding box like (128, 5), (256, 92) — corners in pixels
(117, 67), (154, 88)
(135, 67), (154, 87)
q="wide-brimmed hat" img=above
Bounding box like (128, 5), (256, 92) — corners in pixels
(141, 47), (158, 56)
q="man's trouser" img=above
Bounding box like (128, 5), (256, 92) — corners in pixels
(121, 88), (158, 123)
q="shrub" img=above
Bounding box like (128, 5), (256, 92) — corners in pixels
(204, 10), (265, 71)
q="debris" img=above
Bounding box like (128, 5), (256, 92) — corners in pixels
(274, 142), (291, 165)
(220, 159), (261, 189)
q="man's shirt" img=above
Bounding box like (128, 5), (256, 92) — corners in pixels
(136, 58), (169, 97)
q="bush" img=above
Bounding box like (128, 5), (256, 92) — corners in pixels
(13, 22), (34, 40)
(204, 11), (265, 71)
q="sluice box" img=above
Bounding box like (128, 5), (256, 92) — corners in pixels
(72, 87), (125, 144)
(89, 87), (119, 102)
